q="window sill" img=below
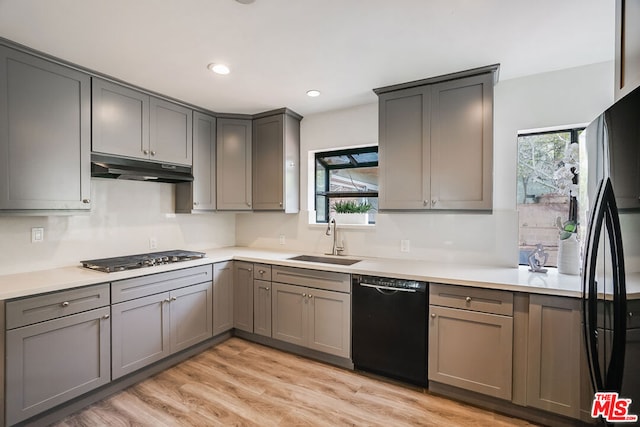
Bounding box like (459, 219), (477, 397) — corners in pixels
(307, 222), (376, 230)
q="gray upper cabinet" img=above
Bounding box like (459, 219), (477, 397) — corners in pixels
(92, 78), (192, 166)
(615, 0), (640, 100)
(92, 77), (150, 160)
(176, 111), (216, 212)
(149, 97), (192, 165)
(217, 118), (252, 210)
(375, 65), (497, 211)
(378, 86), (431, 209)
(252, 109), (301, 213)
(0, 45), (91, 211)
(430, 73), (493, 210)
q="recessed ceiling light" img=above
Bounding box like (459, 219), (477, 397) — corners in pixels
(306, 90), (321, 97)
(207, 63), (230, 75)
(236, 0), (255, 4)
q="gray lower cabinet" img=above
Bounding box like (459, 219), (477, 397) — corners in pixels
(375, 65), (497, 211)
(253, 264), (273, 337)
(272, 278), (350, 359)
(111, 265), (213, 379)
(428, 284), (513, 400)
(176, 111), (216, 212)
(234, 261), (254, 333)
(217, 118), (252, 210)
(5, 287), (111, 426)
(213, 261), (234, 335)
(0, 45), (91, 211)
(526, 295), (581, 418)
(252, 109), (301, 213)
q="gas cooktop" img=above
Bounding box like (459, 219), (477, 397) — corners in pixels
(81, 250), (206, 273)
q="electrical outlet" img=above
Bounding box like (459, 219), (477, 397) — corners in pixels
(400, 239), (410, 253)
(31, 227), (44, 243)
(279, 235), (286, 245)
(149, 237), (158, 250)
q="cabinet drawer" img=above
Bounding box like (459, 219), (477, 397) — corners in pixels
(430, 283), (513, 316)
(6, 284), (110, 329)
(254, 264), (272, 281)
(112, 265), (212, 303)
(272, 266), (350, 293)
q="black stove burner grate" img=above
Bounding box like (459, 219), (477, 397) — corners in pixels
(81, 250), (206, 273)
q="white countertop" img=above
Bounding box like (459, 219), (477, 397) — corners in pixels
(0, 246), (598, 301)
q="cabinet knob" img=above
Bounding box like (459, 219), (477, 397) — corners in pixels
(103, 314), (110, 320)
(246, 202), (252, 207)
(308, 294), (313, 299)
(465, 297), (472, 303)
(258, 269), (266, 274)
(163, 298), (170, 303)
(150, 151), (156, 156)
(143, 150), (149, 155)
(431, 313), (436, 318)
(279, 202), (283, 207)
(82, 199), (90, 204)
(266, 287), (270, 291)
(432, 199), (438, 206)
(630, 312), (634, 318)
(194, 202), (198, 206)
(302, 293), (307, 297)
(170, 296), (177, 301)
(423, 200), (428, 206)
(61, 301), (70, 307)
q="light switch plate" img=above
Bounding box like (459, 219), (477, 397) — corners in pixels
(149, 237), (158, 250)
(400, 239), (410, 253)
(279, 235), (286, 245)
(31, 227), (44, 243)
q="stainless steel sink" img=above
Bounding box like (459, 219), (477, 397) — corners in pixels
(287, 255), (361, 266)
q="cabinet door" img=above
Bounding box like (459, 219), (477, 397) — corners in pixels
(170, 282), (213, 353)
(193, 112), (217, 210)
(0, 46), (91, 210)
(213, 261), (234, 335)
(217, 118), (252, 210)
(430, 73), (493, 210)
(5, 307), (111, 425)
(272, 282), (307, 347)
(149, 97), (193, 165)
(234, 261), (254, 333)
(111, 292), (170, 379)
(91, 77), (150, 160)
(253, 114), (284, 210)
(254, 279), (272, 337)
(527, 295), (581, 418)
(615, 0), (640, 100)
(428, 305), (513, 400)
(378, 86), (431, 209)
(307, 288), (351, 358)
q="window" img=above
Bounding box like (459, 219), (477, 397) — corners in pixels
(315, 146), (378, 224)
(517, 128), (584, 267)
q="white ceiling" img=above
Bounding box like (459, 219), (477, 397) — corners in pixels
(0, 0), (615, 116)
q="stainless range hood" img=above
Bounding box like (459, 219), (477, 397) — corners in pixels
(91, 153), (193, 183)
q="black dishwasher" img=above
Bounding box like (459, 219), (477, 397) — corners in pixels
(352, 275), (428, 387)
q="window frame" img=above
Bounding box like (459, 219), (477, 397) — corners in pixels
(314, 146), (379, 224)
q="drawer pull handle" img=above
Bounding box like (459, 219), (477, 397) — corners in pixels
(259, 270), (266, 274)
(61, 301), (70, 307)
(465, 297), (472, 303)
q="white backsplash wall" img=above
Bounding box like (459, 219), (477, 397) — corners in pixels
(0, 179), (235, 275)
(237, 62), (614, 267)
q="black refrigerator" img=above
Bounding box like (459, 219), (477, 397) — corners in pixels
(582, 83), (640, 423)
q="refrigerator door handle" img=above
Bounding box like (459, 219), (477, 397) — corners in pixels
(582, 178), (627, 395)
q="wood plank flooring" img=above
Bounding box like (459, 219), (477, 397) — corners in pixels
(53, 338), (538, 426)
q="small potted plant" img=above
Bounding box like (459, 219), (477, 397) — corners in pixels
(332, 200), (372, 225)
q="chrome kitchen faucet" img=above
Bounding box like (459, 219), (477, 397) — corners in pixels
(325, 218), (344, 256)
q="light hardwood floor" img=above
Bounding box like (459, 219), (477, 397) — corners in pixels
(53, 338), (538, 426)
